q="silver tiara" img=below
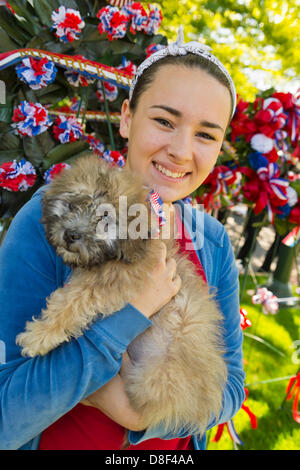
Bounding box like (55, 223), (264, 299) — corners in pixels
(129, 25), (236, 118)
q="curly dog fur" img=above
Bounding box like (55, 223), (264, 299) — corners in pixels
(16, 154), (227, 437)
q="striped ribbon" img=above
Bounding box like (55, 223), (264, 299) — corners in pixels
(147, 189), (166, 228)
(0, 49), (133, 90)
(48, 108), (121, 124)
(106, 0), (133, 6)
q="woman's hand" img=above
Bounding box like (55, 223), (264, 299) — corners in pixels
(80, 355), (146, 432)
(129, 241), (181, 318)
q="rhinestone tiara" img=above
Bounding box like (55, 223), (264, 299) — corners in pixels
(129, 25), (236, 118)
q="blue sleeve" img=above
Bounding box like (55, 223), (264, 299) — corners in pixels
(205, 229), (245, 428)
(129, 227), (245, 445)
(0, 194), (152, 450)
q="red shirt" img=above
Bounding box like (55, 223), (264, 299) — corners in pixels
(39, 210), (206, 450)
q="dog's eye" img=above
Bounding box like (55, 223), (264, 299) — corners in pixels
(68, 202), (75, 211)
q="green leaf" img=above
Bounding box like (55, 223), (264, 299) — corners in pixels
(81, 24), (102, 42)
(0, 149), (24, 164)
(0, 8), (29, 45)
(0, 104), (13, 124)
(290, 180), (300, 197)
(23, 132), (56, 167)
(6, 0), (42, 36)
(0, 26), (20, 52)
(243, 332), (287, 358)
(32, 0), (55, 28)
(45, 140), (89, 167)
(274, 217), (289, 236)
(0, 179), (41, 218)
(0, 131), (20, 151)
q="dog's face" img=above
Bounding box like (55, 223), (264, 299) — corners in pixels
(41, 154), (156, 268)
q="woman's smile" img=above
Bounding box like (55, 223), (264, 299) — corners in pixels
(151, 161), (191, 181)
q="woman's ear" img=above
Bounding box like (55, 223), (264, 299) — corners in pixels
(119, 99), (132, 139)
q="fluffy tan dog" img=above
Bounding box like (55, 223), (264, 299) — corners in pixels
(16, 154), (227, 437)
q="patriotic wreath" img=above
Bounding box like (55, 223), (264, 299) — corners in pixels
(96, 2), (162, 41)
(51, 6), (85, 43)
(12, 101), (52, 137)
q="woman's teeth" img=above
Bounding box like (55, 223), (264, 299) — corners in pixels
(154, 162), (187, 179)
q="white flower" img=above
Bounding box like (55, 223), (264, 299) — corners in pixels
(250, 133), (274, 154)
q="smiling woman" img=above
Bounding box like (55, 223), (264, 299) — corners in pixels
(0, 28), (245, 452)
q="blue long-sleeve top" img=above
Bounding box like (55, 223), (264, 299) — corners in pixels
(0, 187), (245, 450)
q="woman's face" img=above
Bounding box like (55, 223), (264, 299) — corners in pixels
(120, 64), (232, 204)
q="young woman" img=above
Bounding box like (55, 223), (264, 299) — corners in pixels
(0, 30), (245, 450)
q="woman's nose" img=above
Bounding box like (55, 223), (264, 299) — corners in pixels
(167, 129), (193, 162)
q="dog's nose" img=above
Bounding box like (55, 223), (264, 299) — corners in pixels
(64, 229), (81, 244)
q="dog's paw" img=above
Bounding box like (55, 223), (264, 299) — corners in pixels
(16, 319), (68, 357)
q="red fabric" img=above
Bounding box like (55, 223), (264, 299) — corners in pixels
(39, 211), (206, 450)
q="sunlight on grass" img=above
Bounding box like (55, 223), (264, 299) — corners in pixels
(207, 274), (300, 450)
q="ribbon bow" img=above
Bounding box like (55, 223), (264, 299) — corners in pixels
(212, 388), (257, 446)
(169, 25), (212, 56)
(286, 372), (300, 423)
(241, 163), (289, 223)
(201, 165), (237, 210)
(251, 287), (279, 315)
(253, 97), (288, 138)
(273, 91), (300, 145)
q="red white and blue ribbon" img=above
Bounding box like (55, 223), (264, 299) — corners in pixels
(241, 163), (289, 224)
(43, 163), (70, 184)
(0, 1), (15, 15)
(12, 100), (52, 137)
(52, 116), (83, 143)
(0, 49), (133, 91)
(106, 0), (132, 6)
(51, 6), (85, 43)
(147, 189), (166, 227)
(15, 57), (57, 90)
(212, 388), (257, 446)
(0, 159), (36, 191)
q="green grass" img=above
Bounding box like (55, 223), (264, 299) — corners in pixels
(207, 274), (300, 450)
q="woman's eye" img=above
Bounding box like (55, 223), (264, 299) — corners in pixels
(154, 118), (173, 128)
(197, 132), (215, 141)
